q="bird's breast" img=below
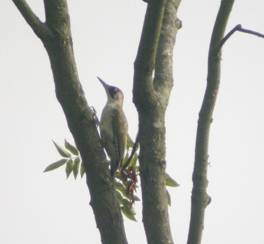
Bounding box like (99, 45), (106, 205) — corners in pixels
(99, 105), (128, 141)
(100, 107), (114, 139)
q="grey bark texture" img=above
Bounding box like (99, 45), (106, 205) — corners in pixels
(133, 0), (181, 243)
(12, 1), (128, 243)
(187, 1), (235, 244)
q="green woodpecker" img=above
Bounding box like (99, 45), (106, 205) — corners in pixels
(98, 77), (128, 177)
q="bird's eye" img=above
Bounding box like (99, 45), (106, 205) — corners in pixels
(109, 86), (119, 98)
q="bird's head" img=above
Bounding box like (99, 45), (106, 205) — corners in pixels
(97, 77), (124, 106)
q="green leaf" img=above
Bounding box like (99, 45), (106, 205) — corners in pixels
(165, 173), (179, 187)
(73, 157), (80, 179)
(166, 189), (171, 206)
(115, 190), (124, 204)
(80, 162), (85, 178)
(121, 152), (129, 167)
(135, 165), (140, 174)
(65, 159), (73, 178)
(115, 181), (135, 201)
(121, 206), (136, 221)
(114, 181), (127, 197)
(43, 158), (68, 172)
(53, 141), (71, 158)
(122, 198), (132, 209)
(129, 154), (138, 169)
(114, 170), (123, 180)
(64, 139), (79, 156)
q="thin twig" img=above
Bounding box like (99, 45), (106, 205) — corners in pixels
(220, 24), (264, 49)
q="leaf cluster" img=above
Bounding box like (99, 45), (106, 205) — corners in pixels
(44, 140), (85, 179)
(44, 139), (179, 220)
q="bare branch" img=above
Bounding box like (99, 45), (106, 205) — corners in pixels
(12, 0), (51, 40)
(133, 0), (167, 108)
(187, 1), (235, 244)
(237, 26), (264, 38)
(220, 24), (264, 49)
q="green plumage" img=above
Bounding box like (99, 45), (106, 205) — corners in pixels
(98, 77), (128, 177)
(100, 107), (127, 176)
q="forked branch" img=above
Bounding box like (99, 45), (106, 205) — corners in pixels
(133, 1), (182, 244)
(12, 0), (51, 40)
(220, 24), (264, 49)
(12, 1), (128, 243)
(133, 0), (167, 107)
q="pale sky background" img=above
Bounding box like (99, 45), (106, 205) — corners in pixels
(1, 1), (264, 244)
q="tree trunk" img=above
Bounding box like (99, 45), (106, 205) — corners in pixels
(12, 1), (128, 243)
(133, 1), (181, 243)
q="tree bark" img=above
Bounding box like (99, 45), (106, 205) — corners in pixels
(12, 1), (128, 243)
(187, 1), (234, 244)
(133, 1), (181, 243)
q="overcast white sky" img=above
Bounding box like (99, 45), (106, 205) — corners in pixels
(1, 1), (264, 244)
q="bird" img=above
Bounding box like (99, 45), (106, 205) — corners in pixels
(98, 77), (128, 177)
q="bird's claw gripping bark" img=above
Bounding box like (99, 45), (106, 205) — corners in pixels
(90, 106), (100, 127)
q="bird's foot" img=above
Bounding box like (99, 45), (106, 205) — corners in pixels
(90, 106), (100, 127)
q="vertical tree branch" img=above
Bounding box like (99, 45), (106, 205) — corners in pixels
(187, 1), (234, 244)
(133, 0), (181, 243)
(133, 0), (167, 109)
(13, 1), (128, 243)
(154, 0), (182, 105)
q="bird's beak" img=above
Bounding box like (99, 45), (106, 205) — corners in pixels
(97, 77), (110, 92)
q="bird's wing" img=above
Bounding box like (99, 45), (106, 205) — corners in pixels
(111, 108), (127, 164)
